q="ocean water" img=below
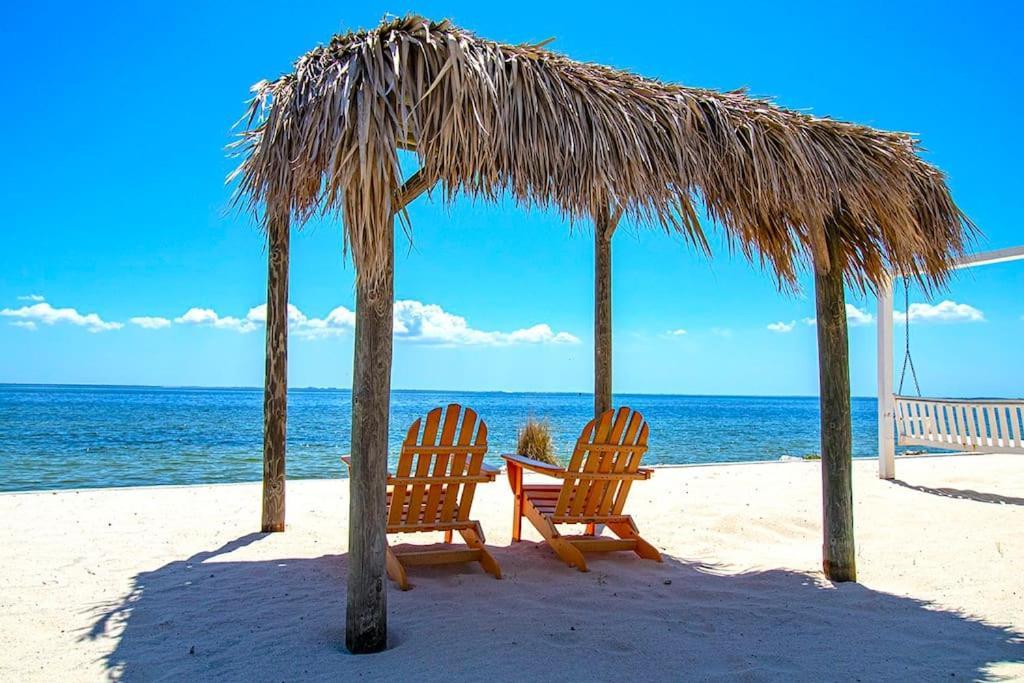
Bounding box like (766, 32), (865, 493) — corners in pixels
(0, 384), (880, 493)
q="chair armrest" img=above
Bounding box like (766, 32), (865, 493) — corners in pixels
(340, 455), (395, 479)
(638, 466), (654, 479)
(501, 453), (564, 478)
(480, 463), (500, 480)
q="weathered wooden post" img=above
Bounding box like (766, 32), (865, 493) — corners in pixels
(261, 212), (289, 533)
(813, 223), (857, 582)
(594, 204), (622, 419)
(594, 204), (613, 419)
(345, 216), (395, 654)
(343, 171), (431, 653)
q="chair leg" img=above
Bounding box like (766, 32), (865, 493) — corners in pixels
(460, 525), (502, 580)
(443, 530), (453, 544)
(385, 544), (410, 590)
(512, 496), (522, 542)
(524, 502), (588, 572)
(549, 537), (589, 572)
(509, 465), (523, 542)
(607, 520), (662, 562)
(584, 523), (597, 536)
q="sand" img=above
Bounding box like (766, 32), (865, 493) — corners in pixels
(1, 453), (1022, 681)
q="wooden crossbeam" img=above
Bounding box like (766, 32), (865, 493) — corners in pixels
(394, 170), (434, 213)
(606, 203), (624, 239)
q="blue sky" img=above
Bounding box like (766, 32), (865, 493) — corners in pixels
(1, 1), (1021, 396)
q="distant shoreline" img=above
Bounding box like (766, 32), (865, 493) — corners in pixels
(0, 382), (871, 400)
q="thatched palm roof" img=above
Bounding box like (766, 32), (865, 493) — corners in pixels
(232, 14), (972, 289)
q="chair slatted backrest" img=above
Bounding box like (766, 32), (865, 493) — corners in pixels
(552, 407), (649, 521)
(387, 404), (489, 531)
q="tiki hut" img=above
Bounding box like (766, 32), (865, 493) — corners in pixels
(231, 15), (972, 653)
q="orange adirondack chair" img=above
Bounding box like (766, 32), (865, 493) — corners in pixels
(502, 407), (662, 572)
(344, 404), (502, 590)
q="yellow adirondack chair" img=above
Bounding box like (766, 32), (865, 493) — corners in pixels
(344, 404), (501, 590)
(502, 407), (662, 572)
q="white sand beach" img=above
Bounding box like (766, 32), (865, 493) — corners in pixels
(1, 453), (1022, 681)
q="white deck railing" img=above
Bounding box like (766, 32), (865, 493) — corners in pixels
(895, 395), (1024, 454)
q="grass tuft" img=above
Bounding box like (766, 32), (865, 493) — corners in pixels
(517, 418), (558, 466)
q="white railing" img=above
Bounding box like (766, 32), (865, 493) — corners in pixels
(895, 396), (1024, 454)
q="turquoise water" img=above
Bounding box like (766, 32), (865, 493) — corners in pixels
(0, 384), (879, 492)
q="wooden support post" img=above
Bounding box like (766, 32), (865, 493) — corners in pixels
(261, 213), (289, 533)
(877, 276), (896, 480)
(345, 220), (394, 654)
(594, 204), (617, 419)
(813, 227), (857, 583)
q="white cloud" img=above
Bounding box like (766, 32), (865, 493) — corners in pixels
(803, 304), (874, 328)
(392, 300), (579, 345)
(130, 316), (172, 330)
(164, 299), (575, 346)
(502, 324), (579, 345)
(895, 300), (984, 324)
(244, 303), (307, 325)
(0, 302), (122, 332)
(323, 306), (356, 329)
(799, 301), (984, 327)
(767, 320), (795, 333)
(711, 327), (733, 338)
(17, 294), (45, 302)
(666, 328), (688, 336)
(174, 307), (258, 333)
(846, 305), (874, 326)
(11, 320), (37, 330)
(245, 303), (353, 339)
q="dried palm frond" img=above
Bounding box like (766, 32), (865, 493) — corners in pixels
(231, 15), (973, 292)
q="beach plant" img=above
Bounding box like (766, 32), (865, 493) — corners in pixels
(517, 418), (558, 466)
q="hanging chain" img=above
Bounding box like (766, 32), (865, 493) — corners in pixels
(897, 275), (921, 397)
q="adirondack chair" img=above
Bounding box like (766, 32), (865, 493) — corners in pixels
(343, 404), (501, 590)
(502, 407), (662, 572)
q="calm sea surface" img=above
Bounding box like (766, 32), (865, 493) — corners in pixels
(0, 384), (880, 492)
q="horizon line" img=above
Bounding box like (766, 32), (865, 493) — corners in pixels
(0, 381), (875, 400)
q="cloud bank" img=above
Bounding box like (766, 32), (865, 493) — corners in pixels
(130, 316), (172, 330)
(1, 301), (123, 332)
(3, 295), (577, 347)
(767, 320), (795, 333)
(179, 300), (578, 345)
(392, 300), (578, 345)
(802, 304), (875, 328)
(174, 308), (259, 333)
(895, 300), (984, 324)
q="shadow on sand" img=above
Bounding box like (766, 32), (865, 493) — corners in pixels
(86, 534), (1023, 681)
(889, 479), (1024, 507)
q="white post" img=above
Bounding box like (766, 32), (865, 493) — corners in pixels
(877, 277), (896, 479)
